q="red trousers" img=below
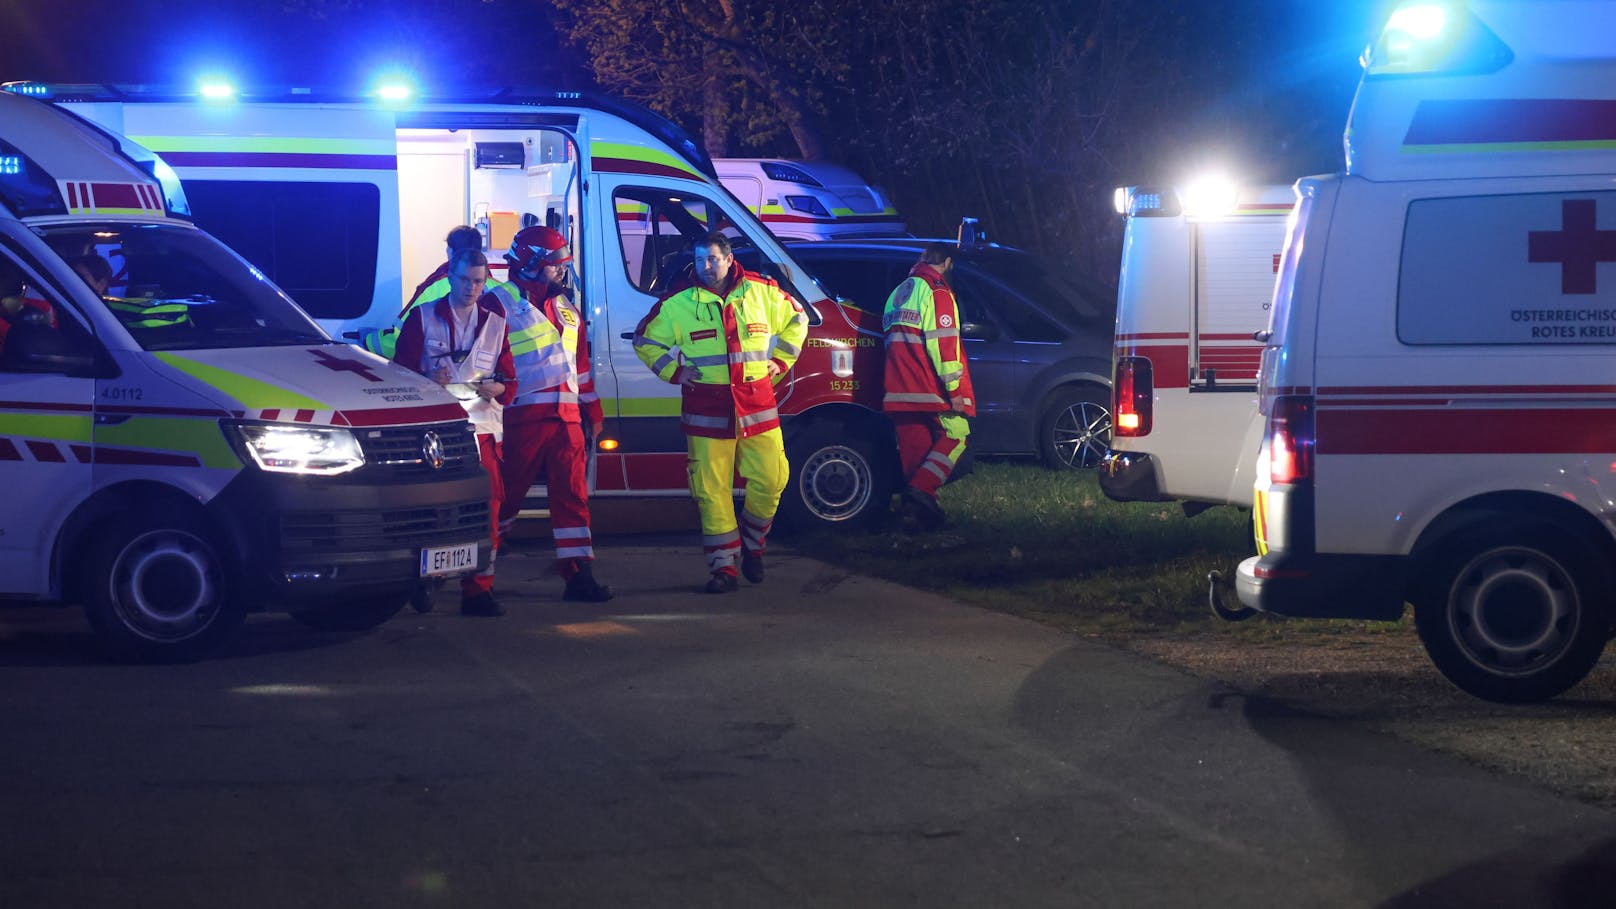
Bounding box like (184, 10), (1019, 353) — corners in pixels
(891, 412), (969, 498)
(464, 433), (503, 597)
(498, 416), (594, 579)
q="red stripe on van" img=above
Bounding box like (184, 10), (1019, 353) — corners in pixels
(1405, 99), (1616, 146)
(158, 152), (398, 170)
(0, 439), (19, 461)
(90, 183), (142, 209)
(621, 452), (689, 491)
(1317, 407), (1616, 455)
(1319, 384), (1616, 398)
(75, 444), (203, 467)
(336, 403), (469, 428)
(1116, 332), (1189, 342)
(1116, 344), (1191, 389)
(592, 157), (702, 182)
(26, 441), (65, 462)
(66, 182), (79, 208)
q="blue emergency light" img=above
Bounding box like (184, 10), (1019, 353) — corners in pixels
(199, 81), (235, 100)
(1364, 2), (1512, 78)
(0, 155), (20, 175)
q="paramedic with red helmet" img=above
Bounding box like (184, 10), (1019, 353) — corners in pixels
(499, 225), (615, 602)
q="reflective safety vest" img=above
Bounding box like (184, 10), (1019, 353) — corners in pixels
(881, 264), (975, 417)
(106, 296), (193, 330)
(415, 297), (509, 436)
(633, 265), (809, 439)
(360, 271), (517, 359)
(505, 278), (603, 426)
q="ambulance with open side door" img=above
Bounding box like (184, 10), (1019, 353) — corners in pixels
(25, 84), (900, 530)
(0, 92), (490, 661)
(1234, 0), (1616, 702)
(1101, 181), (1292, 512)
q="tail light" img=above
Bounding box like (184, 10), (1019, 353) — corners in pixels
(1112, 356), (1153, 437)
(1265, 394), (1315, 485)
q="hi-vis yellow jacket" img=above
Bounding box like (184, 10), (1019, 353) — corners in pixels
(632, 266), (808, 439)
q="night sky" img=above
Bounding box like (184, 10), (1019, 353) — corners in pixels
(2, 1), (1397, 188)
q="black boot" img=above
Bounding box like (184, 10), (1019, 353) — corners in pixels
(741, 551), (765, 584)
(563, 563), (615, 602)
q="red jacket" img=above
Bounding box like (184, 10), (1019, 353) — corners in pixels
(881, 264), (976, 417)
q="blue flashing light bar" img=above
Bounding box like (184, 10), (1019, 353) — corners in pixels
(377, 83), (413, 102)
(199, 81), (235, 100)
(3, 82), (51, 97)
(0, 156), (21, 175)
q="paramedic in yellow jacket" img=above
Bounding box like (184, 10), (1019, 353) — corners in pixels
(633, 230), (809, 594)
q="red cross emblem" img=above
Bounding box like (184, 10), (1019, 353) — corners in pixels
(309, 348), (386, 382)
(1528, 199), (1616, 295)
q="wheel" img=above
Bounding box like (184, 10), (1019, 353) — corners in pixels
(290, 593), (407, 632)
(1039, 387), (1110, 470)
(778, 423), (889, 530)
(1414, 525), (1611, 703)
(84, 511), (245, 662)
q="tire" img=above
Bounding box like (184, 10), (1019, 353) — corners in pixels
(290, 593), (407, 633)
(778, 422), (890, 531)
(1413, 525), (1611, 703)
(84, 511), (245, 663)
(1039, 386), (1111, 470)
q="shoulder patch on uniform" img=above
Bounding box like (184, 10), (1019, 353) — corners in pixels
(937, 313), (954, 328)
(889, 309), (924, 328)
(892, 281), (914, 307)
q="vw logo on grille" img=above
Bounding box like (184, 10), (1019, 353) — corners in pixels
(421, 431), (445, 470)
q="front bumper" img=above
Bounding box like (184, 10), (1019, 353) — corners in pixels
(1098, 449), (1172, 503)
(210, 467), (492, 608)
(1235, 550), (1408, 621)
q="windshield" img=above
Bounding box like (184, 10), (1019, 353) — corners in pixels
(40, 223), (330, 351)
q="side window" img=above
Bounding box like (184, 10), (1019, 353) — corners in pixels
(613, 187), (738, 296)
(610, 185), (817, 325)
(952, 266), (1066, 342)
(1399, 190), (1616, 345)
(0, 246), (95, 373)
(797, 254), (904, 312)
(184, 180), (380, 321)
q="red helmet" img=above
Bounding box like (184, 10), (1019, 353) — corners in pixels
(507, 226), (572, 272)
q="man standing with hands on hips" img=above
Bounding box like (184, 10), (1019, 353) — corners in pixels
(881, 242), (975, 532)
(633, 230), (809, 593)
(393, 248), (517, 616)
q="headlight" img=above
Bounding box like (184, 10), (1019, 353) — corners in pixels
(226, 422), (365, 476)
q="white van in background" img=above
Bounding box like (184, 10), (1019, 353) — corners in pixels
(1235, 0), (1616, 702)
(715, 158), (906, 241)
(1100, 181), (1292, 512)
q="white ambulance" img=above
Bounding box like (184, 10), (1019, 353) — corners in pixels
(1101, 181), (1292, 512)
(713, 158), (906, 241)
(25, 83), (899, 529)
(1235, 0), (1616, 701)
(0, 92), (490, 661)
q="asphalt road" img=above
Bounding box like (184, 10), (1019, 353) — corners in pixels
(2, 528), (1614, 908)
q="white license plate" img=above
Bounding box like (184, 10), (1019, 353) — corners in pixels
(420, 542), (478, 577)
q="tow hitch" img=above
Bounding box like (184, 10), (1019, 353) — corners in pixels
(1207, 569), (1256, 621)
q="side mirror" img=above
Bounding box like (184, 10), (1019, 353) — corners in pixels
(2, 319), (100, 375)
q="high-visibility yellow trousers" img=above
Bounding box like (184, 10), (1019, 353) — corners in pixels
(687, 427), (788, 574)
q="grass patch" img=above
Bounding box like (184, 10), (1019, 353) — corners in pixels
(803, 461), (1410, 639)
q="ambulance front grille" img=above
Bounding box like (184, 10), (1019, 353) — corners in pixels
(280, 501), (489, 553)
(356, 421), (480, 476)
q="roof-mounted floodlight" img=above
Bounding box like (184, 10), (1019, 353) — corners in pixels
(1181, 175), (1240, 218)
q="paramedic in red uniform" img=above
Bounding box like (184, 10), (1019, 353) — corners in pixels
(633, 230), (809, 593)
(882, 242), (975, 531)
(498, 226), (615, 602)
(393, 249), (517, 616)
